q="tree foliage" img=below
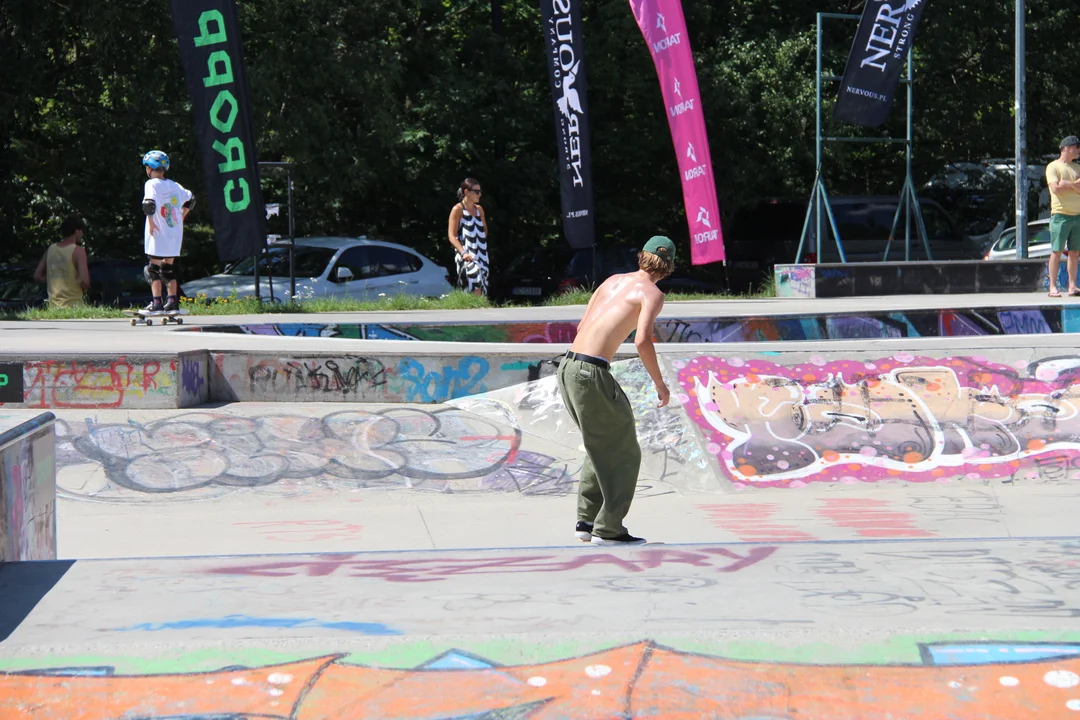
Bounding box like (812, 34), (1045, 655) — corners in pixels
(2, 0), (1077, 277)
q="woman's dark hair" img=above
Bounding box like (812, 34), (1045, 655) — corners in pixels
(457, 177), (480, 203)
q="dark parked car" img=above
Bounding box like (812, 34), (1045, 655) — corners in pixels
(724, 195), (986, 293)
(490, 245), (727, 302)
(0, 258), (167, 310)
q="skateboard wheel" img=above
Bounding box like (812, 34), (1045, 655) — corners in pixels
(130, 318), (136, 326)
(175, 317), (183, 324)
(146, 318), (153, 326)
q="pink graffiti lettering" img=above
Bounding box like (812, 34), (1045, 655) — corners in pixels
(679, 355), (1080, 487)
(19, 358), (174, 408)
(204, 547), (777, 583)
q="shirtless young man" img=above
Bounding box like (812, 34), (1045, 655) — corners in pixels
(557, 235), (675, 545)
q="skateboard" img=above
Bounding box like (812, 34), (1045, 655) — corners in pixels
(124, 308), (189, 326)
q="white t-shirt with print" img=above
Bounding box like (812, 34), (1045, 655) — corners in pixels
(143, 178), (193, 257)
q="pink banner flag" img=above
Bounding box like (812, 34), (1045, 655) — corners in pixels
(629, 0), (725, 264)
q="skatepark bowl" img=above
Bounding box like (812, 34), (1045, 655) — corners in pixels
(5, 293), (1080, 718)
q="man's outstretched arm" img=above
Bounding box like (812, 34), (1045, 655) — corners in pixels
(634, 291), (669, 407)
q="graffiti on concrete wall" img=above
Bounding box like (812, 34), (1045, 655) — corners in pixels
(229, 354), (499, 403)
(775, 263), (816, 298)
(6, 640), (1080, 718)
(0, 414), (56, 561)
(13, 358), (178, 409)
(244, 356), (392, 397)
(677, 354), (1080, 487)
(57, 409), (574, 501)
(178, 355), (205, 405)
(190, 304), (1080, 346)
(452, 358), (714, 492)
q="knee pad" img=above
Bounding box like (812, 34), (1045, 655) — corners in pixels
(144, 263), (163, 284)
(159, 264), (178, 283)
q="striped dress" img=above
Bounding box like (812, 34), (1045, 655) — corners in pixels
(455, 203), (489, 294)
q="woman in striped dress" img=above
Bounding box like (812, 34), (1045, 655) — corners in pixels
(447, 177), (489, 295)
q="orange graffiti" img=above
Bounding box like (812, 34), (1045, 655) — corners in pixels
(5, 642), (1080, 719)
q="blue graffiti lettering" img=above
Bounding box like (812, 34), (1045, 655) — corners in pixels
(398, 356), (489, 402)
(116, 614), (401, 635)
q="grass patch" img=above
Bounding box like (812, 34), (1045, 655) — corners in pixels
(3, 282), (778, 321)
(542, 283), (777, 306)
(0, 290), (494, 320)
(180, 289), (493, 315)
(14, 306), (126, 320)
(542, 288), (594, 306)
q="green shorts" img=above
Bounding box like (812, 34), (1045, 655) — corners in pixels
(1050, 213), (1080, 252)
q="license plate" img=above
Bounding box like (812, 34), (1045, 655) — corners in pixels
(512, 286), (542, 296)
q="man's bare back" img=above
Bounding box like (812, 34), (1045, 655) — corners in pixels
(570, 269), (670, 407)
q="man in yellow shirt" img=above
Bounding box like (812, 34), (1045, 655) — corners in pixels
(33, 216), (90, 308)
(1045, 135), (1080, 297)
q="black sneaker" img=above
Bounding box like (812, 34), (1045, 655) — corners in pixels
(144, 299), (164, 315)
(163, 296), (180, 313)
(575, 521), (594, 542)
(591, 532), (647, 546)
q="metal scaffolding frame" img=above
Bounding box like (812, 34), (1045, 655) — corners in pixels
(252, 161), (296, 302)
(796, 12), (930, 264)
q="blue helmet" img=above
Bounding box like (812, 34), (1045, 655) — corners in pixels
(142, 150), (170, 171)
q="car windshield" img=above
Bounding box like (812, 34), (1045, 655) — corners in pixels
(994, 225), (1050, 252)
(225, 246), (336, 277)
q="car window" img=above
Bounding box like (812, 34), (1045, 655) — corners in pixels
(365, 246), (422, 277)
(226, 247), (335, 277)
(331, 247), (368, 282)
(0, 277), (39, 301)
(116, 263), (149, 295)
(920, 204), (956, 241)
(506, 252), (541, 274)
(833, 203), (891, 241)
(994, 229), (1017, 252)
(994, 224), (1050, 252)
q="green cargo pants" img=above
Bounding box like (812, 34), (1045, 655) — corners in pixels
(557, 354), (642, 539)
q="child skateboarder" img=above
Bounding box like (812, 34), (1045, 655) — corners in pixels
(141, 150), (194, 313)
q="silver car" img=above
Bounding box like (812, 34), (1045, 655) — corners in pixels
(183, 237), (453, 301)
(984, 219), (1053, 260)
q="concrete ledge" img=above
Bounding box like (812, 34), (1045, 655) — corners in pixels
(0, 352), (209, 409)
(211, 350), (577, 404)
(0, 413), (56, 562)
(776, 260), (1050, 298)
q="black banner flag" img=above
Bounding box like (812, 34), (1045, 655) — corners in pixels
(540, 0), (596, 250)
(170, 0), (266, 262)
(833, 0), (929, 128)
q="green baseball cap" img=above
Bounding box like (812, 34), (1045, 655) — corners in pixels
(642, 235), (676, 261)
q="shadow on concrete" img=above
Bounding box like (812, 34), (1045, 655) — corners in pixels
(0, 561), (75, 643)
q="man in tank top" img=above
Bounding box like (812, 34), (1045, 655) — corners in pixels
(33, 216), (91, 308)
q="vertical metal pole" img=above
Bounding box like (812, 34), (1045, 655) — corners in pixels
(288, 168), (296, 299)
(1015, 0), (1028, 259)
(815, 14), (823, 258)
(905, 49), (913, 261)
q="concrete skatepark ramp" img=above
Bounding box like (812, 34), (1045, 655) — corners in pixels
(5, 539), (1080, 718)
(5, 294), (1080, 717)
